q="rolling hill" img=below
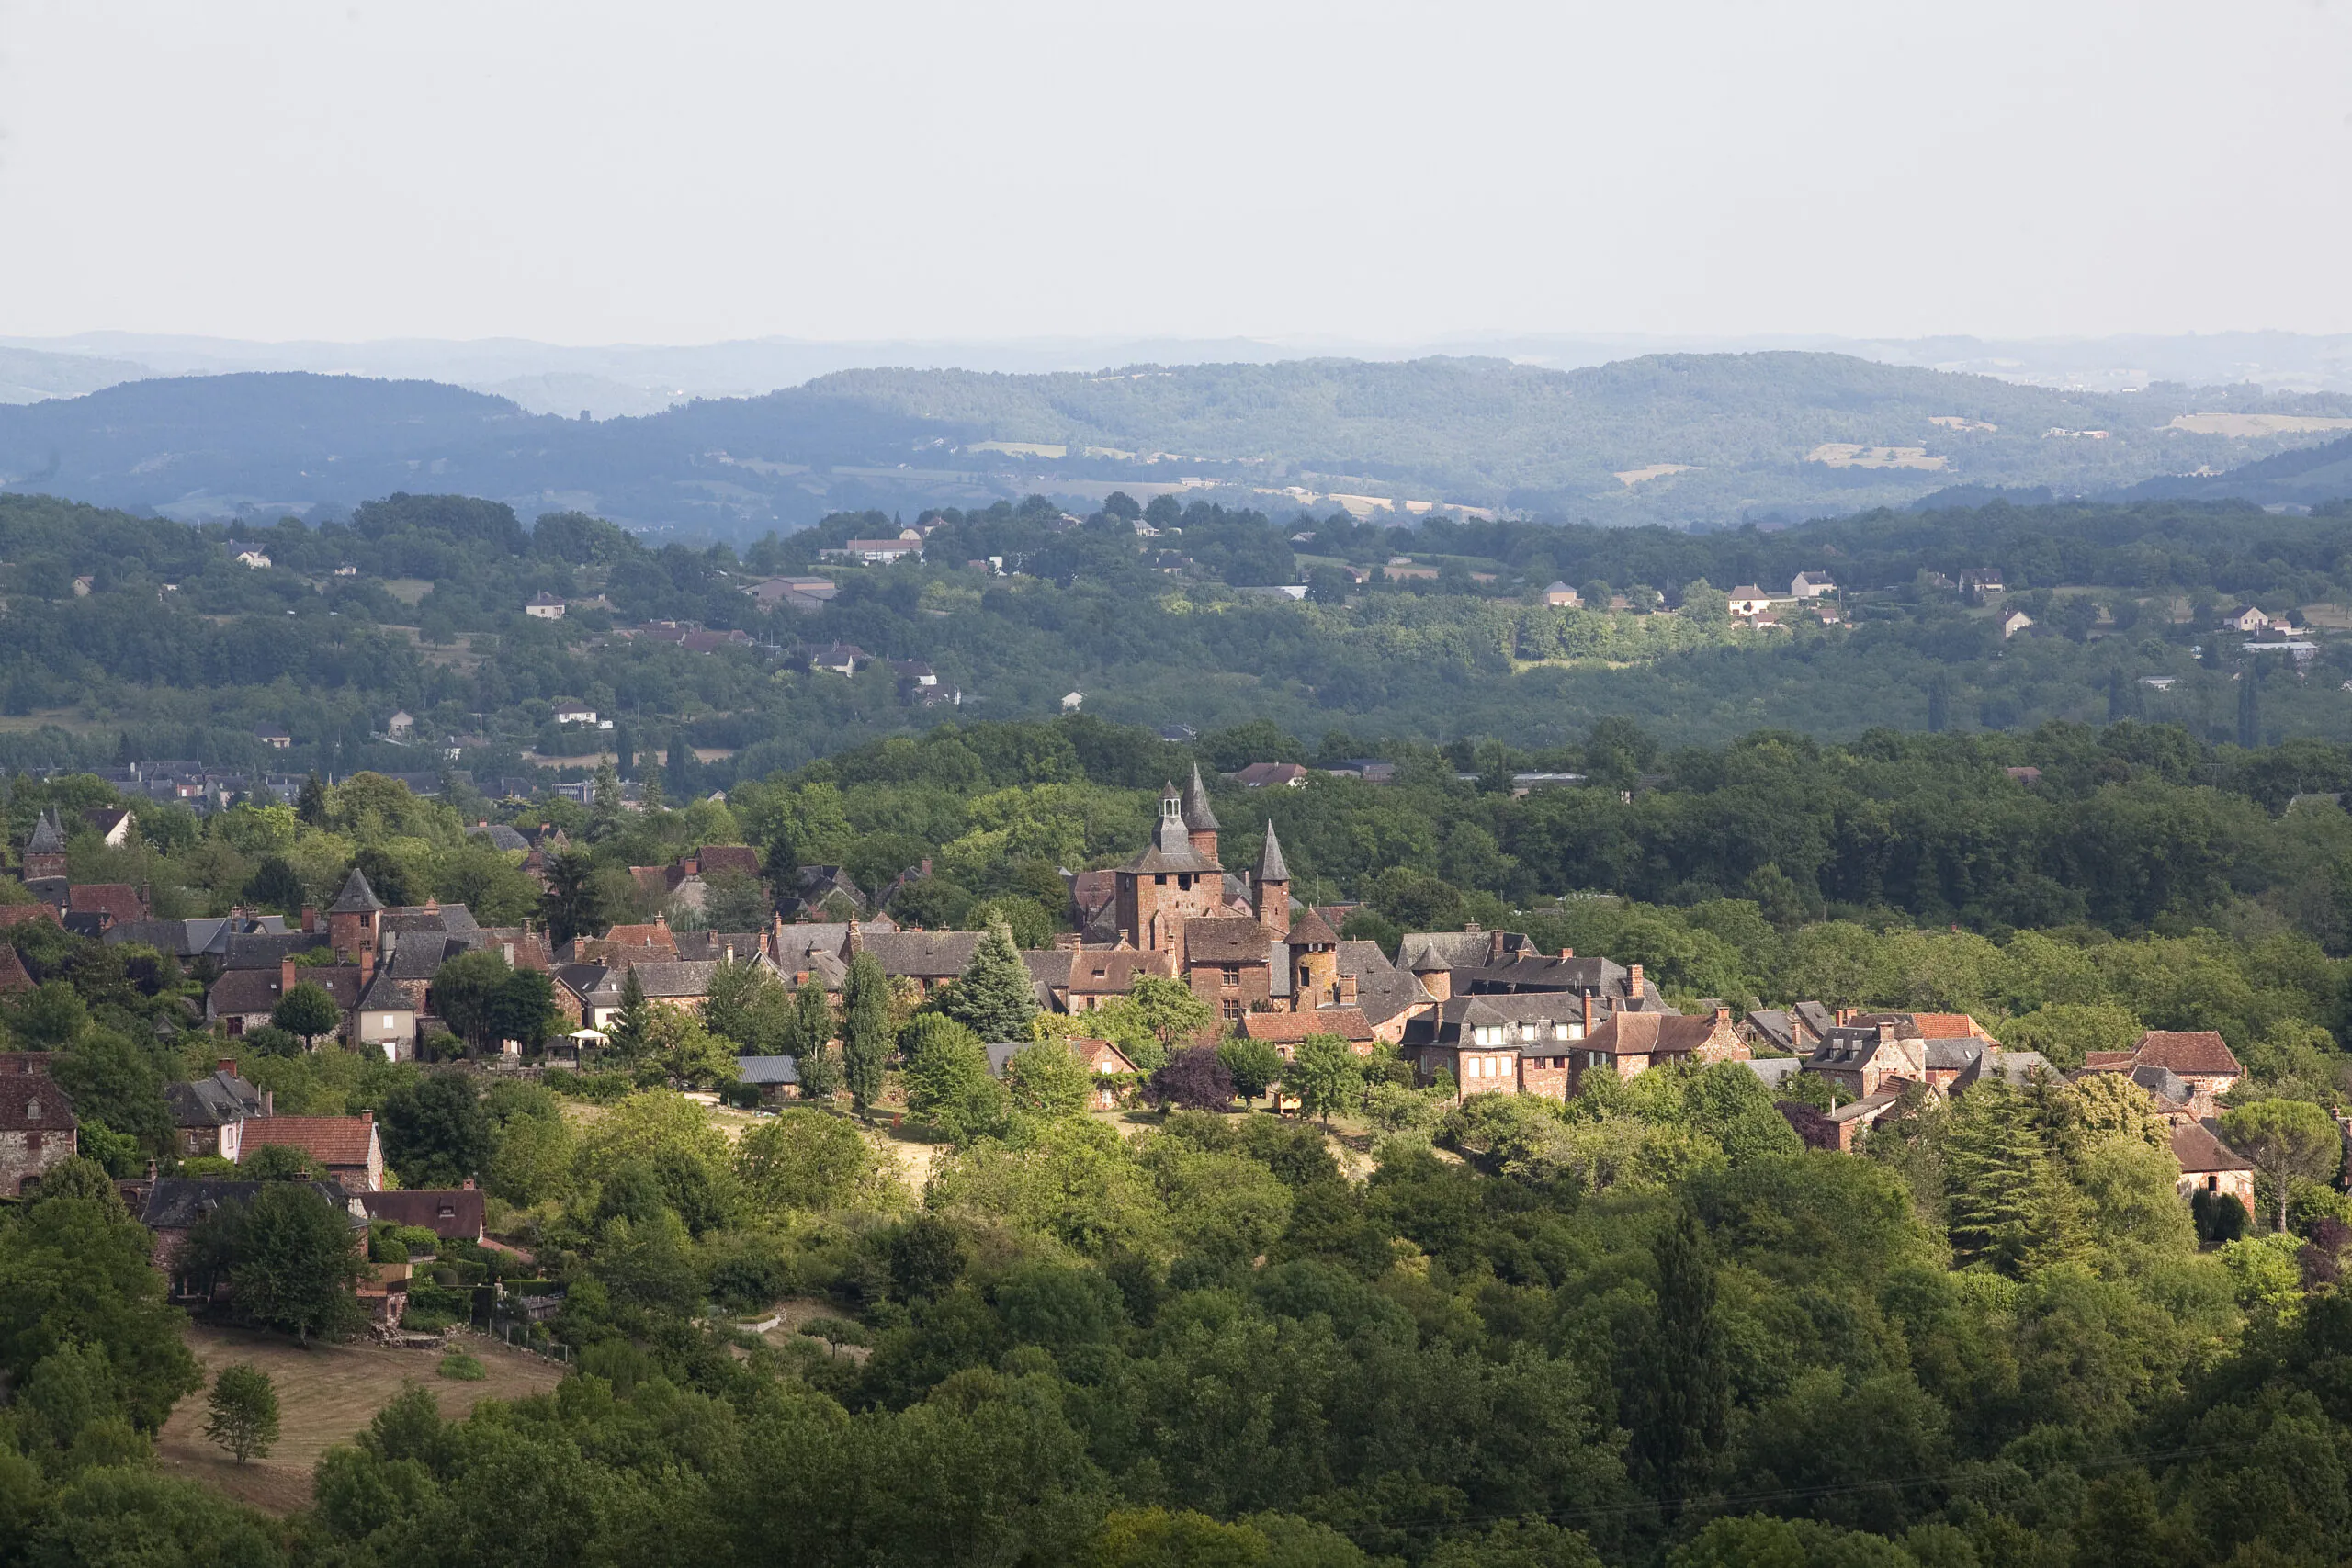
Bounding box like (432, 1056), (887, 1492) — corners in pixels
(2, 354), (2348, 537)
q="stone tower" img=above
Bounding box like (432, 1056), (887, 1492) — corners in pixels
(1181, 763), (1220, 863)
(1253, 819), (1291, 941)
(327, 866), (383, 962)
(1114, 783), (1223, 954)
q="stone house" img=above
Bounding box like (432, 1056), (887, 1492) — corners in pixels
(2083, 1031), (2243, 1119)
(165, 1062), (270, 1160)
(361, 1185), (486, 1243)
(1570, 1007), (1751, 1096)
(1238, 1006), (1379, 1059)
(0, 1073), (76, 1195)
(2172, 1122), (2256, 1210)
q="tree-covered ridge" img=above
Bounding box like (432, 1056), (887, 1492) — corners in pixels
(7, 353), (2352, 532)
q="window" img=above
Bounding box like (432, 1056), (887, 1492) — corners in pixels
(1566, 1021), (1585, 1041)
(24, 1100), (38, 1120)
(1222, 998), (1243, 1021)
(1219, 964), (1241, 987)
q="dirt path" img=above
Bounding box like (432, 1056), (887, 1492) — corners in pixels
(156, 1323), (565, 1515)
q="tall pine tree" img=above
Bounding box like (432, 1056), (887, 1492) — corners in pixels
(1942, 1079), (2075, 1275)
(939, 920), (1037, 1043)
(609, 967), (651, 1060)
(841, 952), (889, 1109)
(1621, 1208), (1728, 1506)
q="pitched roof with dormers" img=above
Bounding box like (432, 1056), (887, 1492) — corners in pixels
(0, 1075), (74, 1133)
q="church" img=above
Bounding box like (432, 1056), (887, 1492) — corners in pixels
(1110, 766), (1357, 1026)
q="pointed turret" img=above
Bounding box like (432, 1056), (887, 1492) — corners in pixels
(327, 865), (383, 963)
(329, 867), (382, 913)
(26, 808), (64, 856)
(1181, 763), (1219, 862)
(1253, 820), (1292, 940)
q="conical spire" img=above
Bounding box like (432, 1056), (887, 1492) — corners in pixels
(1181, 763), (1219, 831)
(1255, 819), (1291, 884)
(26, 807), (63, 855)
(329, 865), (383, 913)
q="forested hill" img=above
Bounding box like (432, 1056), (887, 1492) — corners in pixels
(5, 355), (2349, 536)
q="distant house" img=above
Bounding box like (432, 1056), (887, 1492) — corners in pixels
(1790, 571), (1838, 600)
(795, 644), (866, 678)
(1726, 586), (1774, 617)
(1067, 1038), (1137, 1109)
(1960, 570), (2004, 604)
(82, 807), (136, 847)
(360, 1186), (486, 1243)
(2139, 676), (2177, 692)
(254, 725), (292, 750)
(1227, 762), (1309, 789)
(550, 698), (598, 726)
(2225, 605), (2270, 633)
(821, 533), (923, 565)
(232, 548), (271, 570)
(166, 1061), (270, 1161)
(735, 1055), (802, 1102)
(1061, 691), (1084, 712)
(2083, 1031), (2243, 1118)
(2172, 1122), (2256, 1210)
(525, 592), (567, 619)
(1543, 581), (1580, 608)
(2000, 609), (2034, 639)
(386, 709), (415, 739)
(748, 576), (838, 610)
(236, 1112), (386, 1191)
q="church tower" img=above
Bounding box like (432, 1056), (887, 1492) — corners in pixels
(1181, 763), (1219, 863)
(1112, 783), (1223, 953)
(1253, 819), (1291, 941)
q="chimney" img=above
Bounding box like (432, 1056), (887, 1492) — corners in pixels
(1877, 1021), (1895, 1044)
(1560, 948), (1572, 959)
(921, 857), (932, 877)
(724, 942), (735, 964)
(1582, 989), (1595, 1036)
(280, 956), (297, 996)
(1488, 930), (1504, 964)
(462, 1178), (474, 1190)
(503, 942), (515, 965)
(362, 1110), (372, 1123)
(359, 944), (375, 983)
(300, 905), (317, 932)
(218, 1056), (235, 1075)
(262, 1089), (274, 1116)
(1629, 964), (1644, 1000)
(1339, 974), (1358, 1005)
(846, 919), (863, 954)
(1714, 1005), (1731, 1026)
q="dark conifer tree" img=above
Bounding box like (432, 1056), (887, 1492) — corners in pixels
(1622, 1208), (1728, 1506)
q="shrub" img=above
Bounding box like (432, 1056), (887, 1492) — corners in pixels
(437, 1350), (488, 1381)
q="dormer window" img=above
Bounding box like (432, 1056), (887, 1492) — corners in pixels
(25, 1100), (39, 1120)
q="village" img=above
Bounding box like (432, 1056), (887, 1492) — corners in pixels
(0, 761), (2274, 1349)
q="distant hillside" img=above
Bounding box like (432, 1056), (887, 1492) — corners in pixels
(2119, 432), (2352, 508)
(4, 355), (2350, 536)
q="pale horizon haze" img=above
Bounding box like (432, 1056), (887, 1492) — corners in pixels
(1, 0), (2348, 347)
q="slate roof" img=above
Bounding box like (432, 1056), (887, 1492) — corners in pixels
(860, 931), (982, 980)
(1117, 790), (1223, 875)
(629, 961), (718, 999)
(222, 931), (331, 969)
(671, 931), (767, 964)
(380, 903), (477, 938)
(141, 1178), (360, 1231)
(1184, 917), (1277, 964)
(1287, 906), (1339, 947)
(735, 1055), (801, 1086)
(166, 1069), (265, 1129)
(358, 969), (412, 1011)
(26, 808), (64, 855)
(239, 1115), (379, 1169)
(1395, 930), (1540, 970)
(329, 868), (383, 914)
(555, 964), (627, 1008)
(1335, 940), (1430, 1026)
(1062, 948), (1173, 994)
(1403, 993), (1596, 1050)
(469, 823), (531, 852)
(1181, 764), (1220, 832)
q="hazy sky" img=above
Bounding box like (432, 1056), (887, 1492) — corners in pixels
(2, 1), (2347, 345)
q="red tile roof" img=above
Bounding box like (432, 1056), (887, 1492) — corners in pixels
(1240, 1007), (1374, 1043)
(2172, 1122), (2254, 1174)
(68, 885), (145, 923)
(240, 1115), (379, 1169)
(2134, 1031), (2242, 1078)
(1908, 1012), (1993, 1040)
(695, 845), (761, 879)
(0, 904), (61, 930)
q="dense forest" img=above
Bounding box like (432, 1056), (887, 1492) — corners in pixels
(6, 488), (2352, 784)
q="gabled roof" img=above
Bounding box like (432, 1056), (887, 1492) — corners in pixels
(1240, 1007), (1374, 1043)
(240, 1115), (379, 1169)
(329, 867), (383, 914)
(1183, 917), (1276, 964)
(1586, 1010), (1739, 1058)
(142, 1179), (359, 1231)
(860, 930), (982, 979)
(166, 1069), (264, 1128)
(736, 1055), (800, 1086)
(359, 1188), (485, 1239)
(69, 885), (145, 923)
(0, 1075), (74, 1132)
(2173, 1121), (2255, 1175)
(629, 960), (718, 999)
(2133, 1031), (2243, 1077)
(1181, 764), (1220, 832)
(470, 823), (531, 852)
(1335, 940), (1430, 1025)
